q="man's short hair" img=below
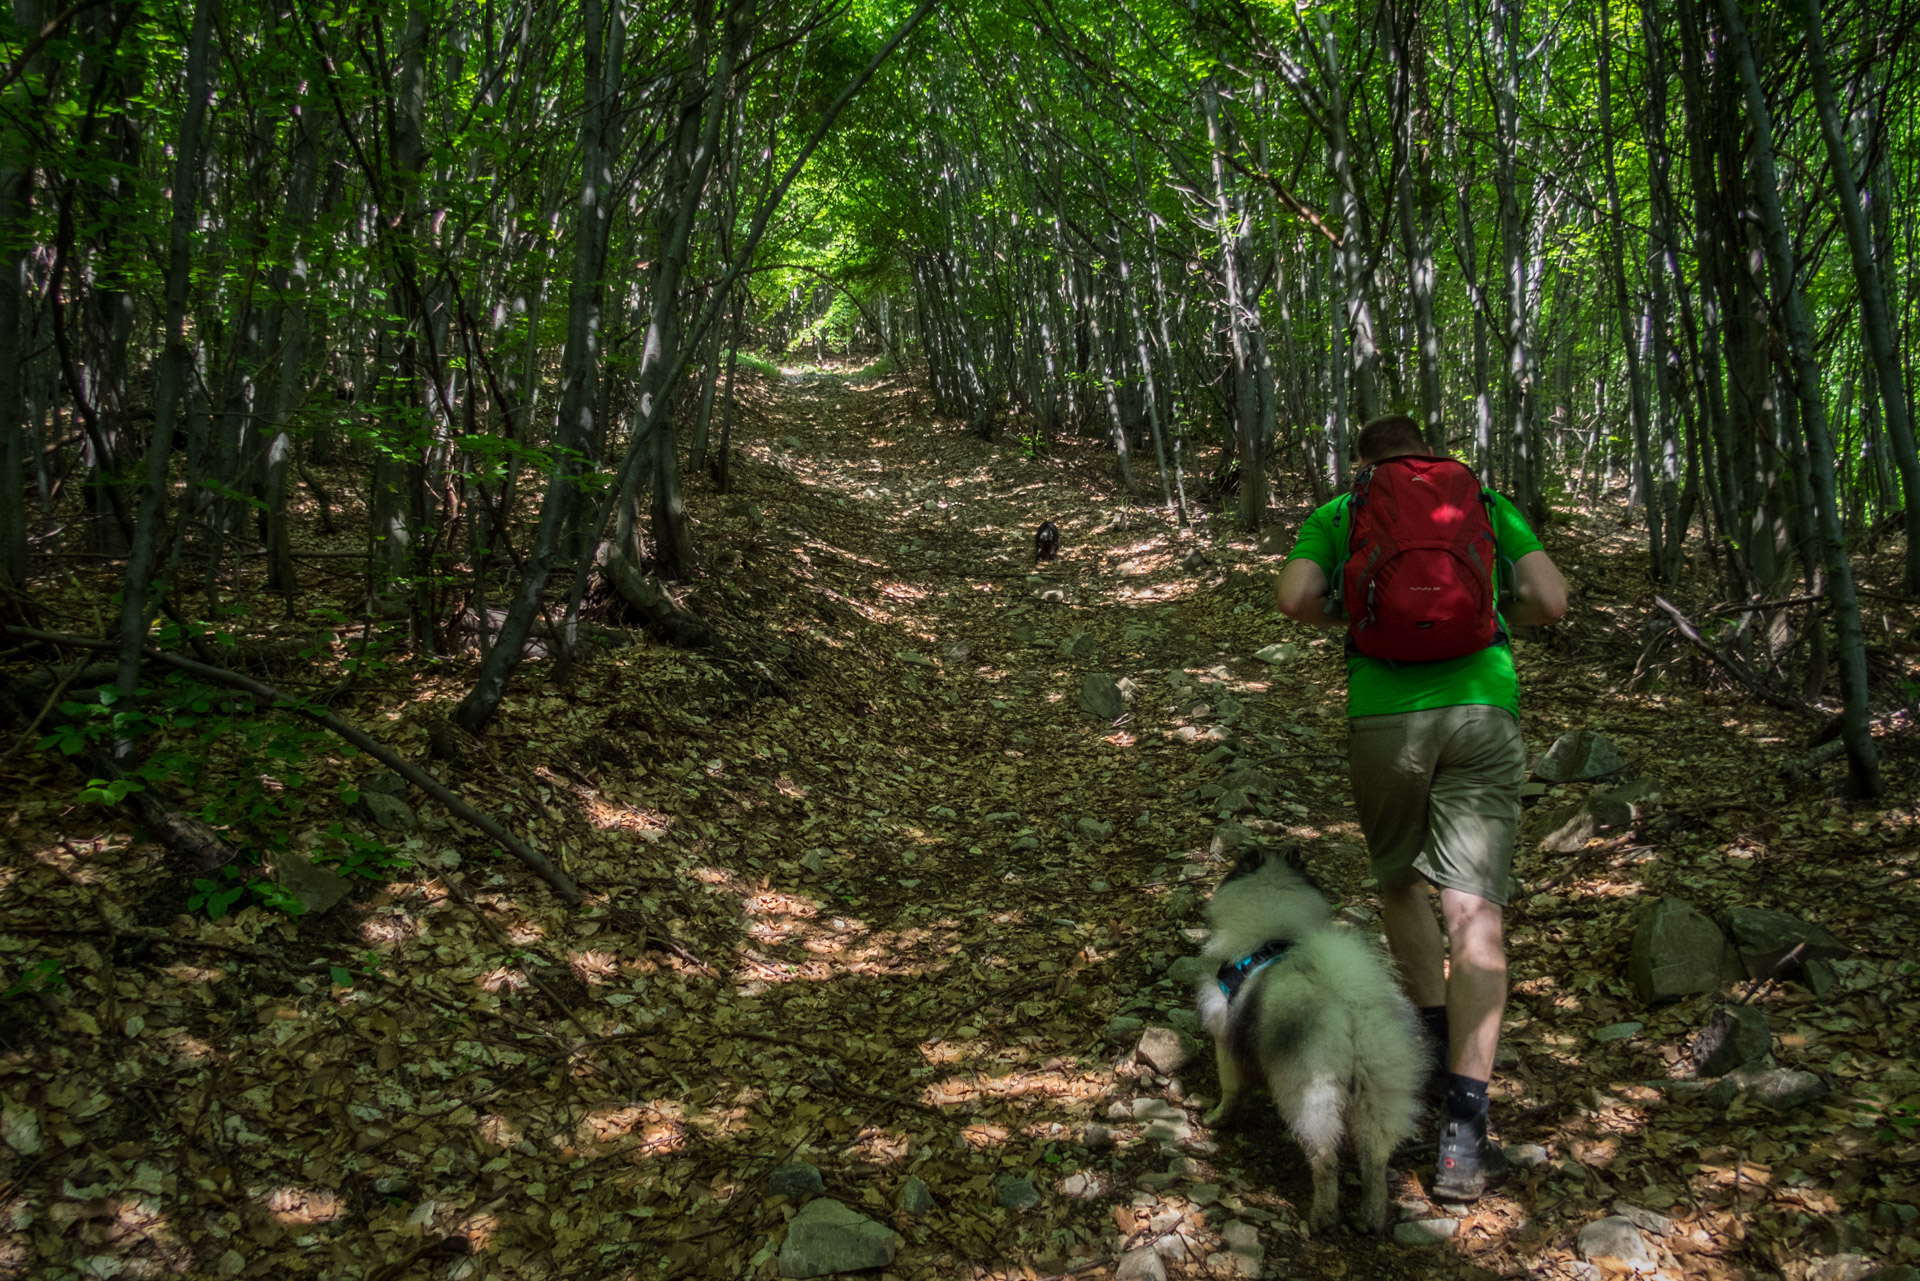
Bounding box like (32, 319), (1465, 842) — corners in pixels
(1354, 414), (1427, 463)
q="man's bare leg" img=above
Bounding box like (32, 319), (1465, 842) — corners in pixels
(1437, 888), (1506, 1081)
(1379, 881), (1447, 1008)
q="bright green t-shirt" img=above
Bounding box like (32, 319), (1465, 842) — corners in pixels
(1285, 490), (1544, 719)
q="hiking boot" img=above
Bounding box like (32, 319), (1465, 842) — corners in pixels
(1433, 1108), (1508, 1202)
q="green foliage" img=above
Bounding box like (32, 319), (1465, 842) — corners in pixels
(732, 350), (782, 377)
(318, 824), (411, 881)
(3, 959), (66, 1000)
(186, 865), (309, 922)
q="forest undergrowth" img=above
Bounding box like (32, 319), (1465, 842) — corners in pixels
(2, 368), (1918, 1281)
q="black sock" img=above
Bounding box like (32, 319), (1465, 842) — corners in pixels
(1418, 1005), (1450, 1058)
(1444, 1074), (1489, 1120)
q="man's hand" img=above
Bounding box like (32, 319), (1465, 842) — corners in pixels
(1507, 550), (1568, 626)
(1274, 559), (1347, 627)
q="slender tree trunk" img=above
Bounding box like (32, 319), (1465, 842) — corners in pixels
(455, 0), (621, 732)
(1800, 0), (1920, 593)
(1719, 0), (1881, 797)
(0, 96), (30, 589)
(115, 0), (216, 699)
(1204, 80), (1266, 529)
(1389, 0), (1443, 448)
(1599, 0), (1662, 574)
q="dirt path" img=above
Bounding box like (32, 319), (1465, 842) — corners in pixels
(4, 367), (1909, 1281)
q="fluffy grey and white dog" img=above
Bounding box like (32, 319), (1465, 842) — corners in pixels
(1194, 846), (1424, 1235)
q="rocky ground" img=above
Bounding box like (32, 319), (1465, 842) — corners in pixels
(1, 365), (1917, 1281)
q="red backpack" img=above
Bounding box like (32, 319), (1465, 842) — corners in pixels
(1337, 456), (1500, 662)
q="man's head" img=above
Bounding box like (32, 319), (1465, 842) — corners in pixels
(1354, 414), (1427, 464)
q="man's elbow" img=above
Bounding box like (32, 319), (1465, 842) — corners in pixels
(1274, 585), (1318, 623)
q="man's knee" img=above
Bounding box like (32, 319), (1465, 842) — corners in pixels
(1438, 889), (1505, 966)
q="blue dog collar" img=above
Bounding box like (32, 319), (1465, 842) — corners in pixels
(1216, 938), (1291, 999)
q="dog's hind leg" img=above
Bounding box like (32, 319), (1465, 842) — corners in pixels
(1351, 1060), (1428, 1229)
(1284, 1075), (1344, 1236)
(1353, 1113), (1392, 1233)
(1203, 1041), (1245, 1126)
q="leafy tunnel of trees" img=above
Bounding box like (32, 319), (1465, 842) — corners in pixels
(2, 0), (1916, 806)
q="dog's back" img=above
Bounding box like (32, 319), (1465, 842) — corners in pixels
(1194, 848), (1422, 1234)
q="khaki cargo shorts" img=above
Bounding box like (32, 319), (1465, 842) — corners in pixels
(1347, 704), (1525, 905)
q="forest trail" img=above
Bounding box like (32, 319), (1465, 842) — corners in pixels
(3, 370), (1915, 1281)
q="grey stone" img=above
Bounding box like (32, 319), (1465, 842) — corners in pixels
(897, 1175), (934, 1215)
(1060, 1172), (1100, 1200)
(1131, 1097), (1192, 1143)
(1533, 730), (1629, 783)
(768, 1162), (825, 1199)
(272, 852), (353, 915)
(1394, 1218), (1461, 1245)
(360, 771), (408, 797)
(1115, 1248), (1167, 1281)
(778, 1199), (901, 1278)
(1215, 789), (1255, 815)
(996, 1175), (1041, 1210)
(1077, 674), (1127, 720)
(1505, 1143), (1551, 1169)
(1078, 817), (1116, 842)
(1610, 1202), (1673, 1237)
(1539, 795), (1635, 853)
(1804, 956), (1841, 997)
(357, 790), (417, 832)
(1253, 642), (1298, 665)
(1577, 1216), (1659, 1272)
(1106, 1016), (1146, 1043)
(1168, 956), (1207, 986)
(1725, 1066), (1828, 1112)
(1136, 1026), (1198, 1076)
(1220, 767), (1275, 794)
(1209, 824), (1253, 857)
(1874, 1202), (1919, 1231)
(1721, 908), (1849, 980)
(1627, 896), (1741, 1003)
(1167, 1009), (1200, 1034)
(1082, 1123), (1113, 1149)
(1594, 1021), (1643, 1042)
(1806, 1220), (1872, 1256)
(1692, 1003), (1772, 1076)
(1181, 549), (1209, 572)
(1216, 1221), (1262, 1276)
(1603, 778), (1665, 808)
(1058, 632), (1098, 660)
(1805, 1256), (1877, 1281)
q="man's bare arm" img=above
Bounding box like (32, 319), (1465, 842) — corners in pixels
(1274, 559), (1347, 627)
(1507, 550), (1568, 626)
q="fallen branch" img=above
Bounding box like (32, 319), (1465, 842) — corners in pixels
(1781, 737), (1847, 778)
(2, 625), (582, 905)
(1650, 596), (1821, 721)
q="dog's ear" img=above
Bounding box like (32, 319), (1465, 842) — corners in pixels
(1220, 844), (1267, 885)
(1281, 845), (1309, 874)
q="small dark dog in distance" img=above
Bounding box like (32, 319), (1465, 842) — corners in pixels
(1034, 521), (1060, 561)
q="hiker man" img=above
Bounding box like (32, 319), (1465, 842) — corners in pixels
(1273, 413), (1568, 1202)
